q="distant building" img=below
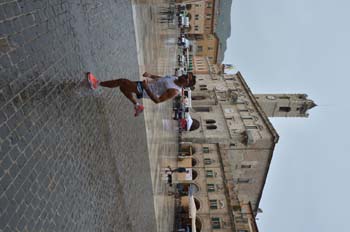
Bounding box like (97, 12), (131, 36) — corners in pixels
(174, 69), (316, 231)
(189, 34), (218, 64)
(176, 1), (219, 64)
(178, 0), (215, 34)
(192, 54), (220, 75)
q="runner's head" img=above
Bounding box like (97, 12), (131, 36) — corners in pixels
(178, 73), (196, 88)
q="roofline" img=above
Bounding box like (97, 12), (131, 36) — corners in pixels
(255, 143), (276, 212)
(248, 202), (260, 232)
(235, 71), (279, 212)
(216, 143), (237, 232)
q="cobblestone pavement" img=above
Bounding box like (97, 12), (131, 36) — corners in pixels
(0, 0), (178, 231)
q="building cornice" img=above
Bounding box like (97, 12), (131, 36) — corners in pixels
(236, 71), (279, 213)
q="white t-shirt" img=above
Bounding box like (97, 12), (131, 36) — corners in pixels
(143, 75), (182, 98)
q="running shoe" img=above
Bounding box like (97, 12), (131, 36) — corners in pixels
(87, 72), (99, 90)
(134, 104), (144, 117)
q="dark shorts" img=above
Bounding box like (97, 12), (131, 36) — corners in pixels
(136, 81), (143, 99)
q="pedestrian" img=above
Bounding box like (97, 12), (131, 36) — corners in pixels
(179, 114), (200, 131)
(87, 72), (196, 117)
(165, 166), (189, 187)
(167, 166), (188, 174)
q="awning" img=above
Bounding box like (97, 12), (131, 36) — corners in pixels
(186, 114), (193, 131)
(189, 185), (197, 232)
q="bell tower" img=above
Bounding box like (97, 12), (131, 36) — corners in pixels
(254, 94), (317, 117)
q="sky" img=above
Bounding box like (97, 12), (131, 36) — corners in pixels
(223, 0), (350, 231)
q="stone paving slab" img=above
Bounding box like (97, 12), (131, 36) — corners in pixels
(0, 0), (158, 231)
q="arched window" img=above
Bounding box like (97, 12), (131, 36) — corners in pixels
(192, 169), (198, 180)
(190, 183), (199, 193)
(205, 119), (216, 124)
(192, 158), (197, 167)
(196, 217), (202, 232)
(206, 125), (217, 130)
(191, 147), (196, 154)
(194, 198), (201, 210)
(178, 183), (200, 194)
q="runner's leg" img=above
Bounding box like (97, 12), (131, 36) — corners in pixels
(100, 79), (144, 116)
(120, 85), (138, 105)
(99, 79), (127, 88)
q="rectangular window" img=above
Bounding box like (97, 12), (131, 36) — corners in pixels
(206, 170), (214, 177)
(204, 158), (212, 165)
(195, 14), (199, 20)
(193, 107), (211, 112)
(211, 217), (221, 229)
(202, 147), (209, 153)
(237, 178), (250, 183)
(241, 115), (253, 120)
(207, 184), (215, 192)
(279, 106), (291, 112)
(197, 45), (203, 52)
(236, 218), (248, 223)
(241, 164), (251, 168)
(207, 3), (213, 8)
(209, 200), (218, 209)
(238, 230), (248, 232)
(246, 125), (258, 130)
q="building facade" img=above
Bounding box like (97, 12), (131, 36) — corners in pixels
(192, 55), (221, 74)
(179, 0), (215, 34)
(175, 70), (315, 231)
(177, 0), (219, 64)
(190, 34), (218, 64)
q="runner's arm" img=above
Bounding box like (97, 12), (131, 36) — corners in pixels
(143, 72), (162, 80)
(142, 81), (178, 104)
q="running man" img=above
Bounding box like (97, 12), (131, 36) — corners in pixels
(87, 72), (196, 116)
